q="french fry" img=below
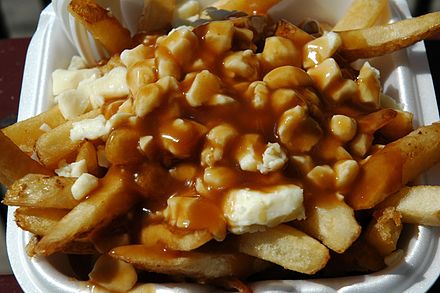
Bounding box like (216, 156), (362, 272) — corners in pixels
(0, 131), (52, 186)
(274, 19), (314, 48)
(35, 109), (99, 168)
(323, 240), (385, 276)
(110, 244), (267, 279)
(3, 174), (78, 209)
(26, 236), (97, 257)
(379, 110), (414, 141)
(34, 166), (139, 256)
(348, 123), (440, 210)
(211, 0), (281, 15)
(68, 0), (132, 55)
(140, 223), (212, 251)
(15, 207), (68, 236)
(76, 141), (99, 175)
(293, 195), (361, 253)
(1, 106), (66, 153)
(378, 186), (440, 226)
(332, 0), (390, 32)
(364, 207), (402, 256)
(338, 11), (440, 61)
(236, 224), (329, 274)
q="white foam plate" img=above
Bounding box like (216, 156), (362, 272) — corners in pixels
(7, 0), (440, 292)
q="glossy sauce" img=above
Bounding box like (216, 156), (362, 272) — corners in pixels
(100, 18), (406, 252)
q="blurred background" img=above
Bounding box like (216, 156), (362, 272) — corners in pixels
(0, 0), (440, 38)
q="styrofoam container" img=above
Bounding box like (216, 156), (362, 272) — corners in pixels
(6, 0), (440, 292)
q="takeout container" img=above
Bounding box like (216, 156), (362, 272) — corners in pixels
(6, 0), (440, 292)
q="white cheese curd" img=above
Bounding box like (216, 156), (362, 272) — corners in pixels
(70, 114), (112, 142)
(138, 135), (154, 154)
(120, 44), (148, 68)
(67, 55), (87, 70)
(52, 68), (101, 95)
(223, 185), (305, 234)
(56, 89), (90, 120)
(39, 123), (51, 132)
(258, 142), (288, 174)
(89, 67), (129, 99)
(71, 173), (99, 200)
(55, 159), (87, 178)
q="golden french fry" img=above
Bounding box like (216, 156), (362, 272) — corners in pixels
(35, 109), (99, 168)
(15, 207), (68, 236)
(34, 166), (139, 256)
(76, 141), (99, 175)
(323, 240), (385, 276)
(26, 235), (97, 257)
(110, 244), (267, 279)
(1, 106), (66, 153)
(338, 11), (440, 61)
(140, 223), (212, 251)
(275, 19), (314, 48)
(211, 0), (280, 15)
(236, 224), (330, 274)
(3, 174), (78, 209)
(348, 123), (440, 210)
(357, 108), (397, 135)
(0, 131), (52, 186)
(333, 0), (390, 32)
(364, 207), (402, 256)
(68, 0), (132, 55)
(293, 194), (361, 253)
(378, 186), (440, 226)
(379, 110), (413, 141)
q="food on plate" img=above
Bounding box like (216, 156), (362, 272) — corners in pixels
(2, 0), (440, 291)
(332, 0), (390, 31)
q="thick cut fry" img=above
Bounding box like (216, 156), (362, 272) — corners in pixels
(293, 194), (361, 253)
(212, 0), (280, 15)
(26, 236), (97, 257)
(110, 245), (266, 279)
(348, 123), (440, 210)
(3, 174), (78, 209)
(333, 0), (390, 32)
(236, 224), (329, 274)
(338, 12), (440, 61)
(68, 0), (132, 55)
(76, 141), (99, 175)
(275, 20), (314, 48)
(140, 223), (212, 251)
(2, 106), (66, 153)
(34, 167), (138, 256)
(0, 132), (52, 186)
(379, 110), (413, 141)
(378, 186), (440, 226)
(323, 240), (385, 276)
(364, 207), (402, 256)
(15, 207), (68, 236)
(35, 109), (99, 168)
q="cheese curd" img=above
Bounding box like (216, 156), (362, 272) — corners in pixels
(223, 185), (305, 234)
(41, 15), (411, 277)
(70, 115), (111, 142)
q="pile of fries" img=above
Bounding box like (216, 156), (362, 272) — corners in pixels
(2, 0), (440, 291)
